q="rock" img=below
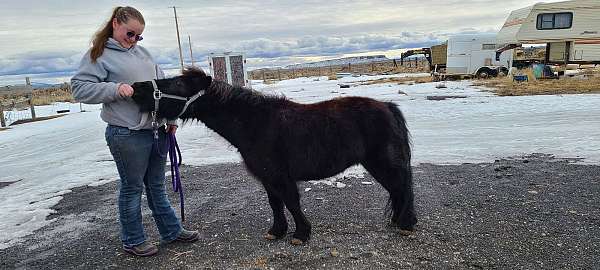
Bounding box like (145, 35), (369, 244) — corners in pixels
(361, 251), (375, 258)
(426, 95), (467, 101)
(291, 238), (303, 245)
(336, 182), (347, 188)
(330, 248), (339, 257)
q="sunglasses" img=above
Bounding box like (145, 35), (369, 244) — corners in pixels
(126, 31), (143, 41)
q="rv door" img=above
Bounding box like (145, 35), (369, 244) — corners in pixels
(447, 41), (471, 74)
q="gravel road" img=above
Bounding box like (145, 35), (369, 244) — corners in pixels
(1, 153), (598, 270)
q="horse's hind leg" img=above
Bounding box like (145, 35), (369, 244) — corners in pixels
(362, 152), (416, 233)
(263, 185), (288, 240)
(280, 182), (311, 245)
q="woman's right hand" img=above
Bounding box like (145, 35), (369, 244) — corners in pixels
(118, 83), (134, 97)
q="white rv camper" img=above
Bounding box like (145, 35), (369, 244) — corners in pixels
(435, 34), (513, 79)
(496, 0), (600, 64)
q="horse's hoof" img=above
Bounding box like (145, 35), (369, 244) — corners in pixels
(399, 229), (414, 236)
(290, 238), (304, 245)
(264, 233), (277, 240)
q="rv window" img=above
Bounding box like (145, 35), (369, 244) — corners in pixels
(554, 13), (572, 28)
(541, 14), (554, 29)
(536, 12), (573, 30)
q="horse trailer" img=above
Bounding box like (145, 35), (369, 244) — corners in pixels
(433, 34), (513, 80)
(208, 52), (251, 88)
(496, 0), (600, 65)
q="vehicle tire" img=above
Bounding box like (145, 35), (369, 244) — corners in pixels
(476, 68), (492, 79)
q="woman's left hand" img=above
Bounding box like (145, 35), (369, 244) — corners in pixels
(167, 124), (178, 134)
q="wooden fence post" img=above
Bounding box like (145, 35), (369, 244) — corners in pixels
(26, 77), (36, 120)
(277, 68), (281, 81)
(0, 104), (6, 127)
(29, 94), (36, 120)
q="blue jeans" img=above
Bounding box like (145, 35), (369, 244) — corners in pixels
(105, 125), (182, 247)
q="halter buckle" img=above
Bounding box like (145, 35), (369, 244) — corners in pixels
(153, 89), (162, 100)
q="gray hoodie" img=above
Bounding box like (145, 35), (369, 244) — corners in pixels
(71, 38), (173, 130)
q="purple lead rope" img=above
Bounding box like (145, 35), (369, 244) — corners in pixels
(167, 133), (185, 222)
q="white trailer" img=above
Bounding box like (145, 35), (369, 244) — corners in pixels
(207, 52), (251, 88)
(435, 34), (513, 79)
(496, 0), (600, 64)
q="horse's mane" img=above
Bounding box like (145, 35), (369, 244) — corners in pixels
(212, 81), (280, 106)
(182, 67), (287, 106)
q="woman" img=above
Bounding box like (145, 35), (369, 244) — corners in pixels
(71, 6), (198, 257)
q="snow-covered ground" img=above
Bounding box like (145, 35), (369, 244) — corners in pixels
(1, 73), (600, 249)
(2, 102), (84, 126)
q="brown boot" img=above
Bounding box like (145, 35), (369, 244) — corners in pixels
(123, 241), (158, 257)
(175, 229), (199, 243)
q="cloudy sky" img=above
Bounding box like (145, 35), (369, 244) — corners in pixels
(0, 0), (560, 85)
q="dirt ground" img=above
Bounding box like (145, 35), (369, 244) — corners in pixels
(1, 153), (598, 270)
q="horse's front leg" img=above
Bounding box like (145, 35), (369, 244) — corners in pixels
(281, 182), (311, 245)
(263, 186), (288, 240)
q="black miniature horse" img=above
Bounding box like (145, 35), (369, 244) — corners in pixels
(132, 68), (417, 245)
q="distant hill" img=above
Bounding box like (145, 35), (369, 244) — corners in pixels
(0, 82), (66, 92)
(31, 82), (60, 89)
(286, 55), (390, 69)
(29, 82), (69, 89)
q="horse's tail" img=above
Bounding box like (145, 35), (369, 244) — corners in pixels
(386, 102), (411, 169)
(384, 102), (416, 230)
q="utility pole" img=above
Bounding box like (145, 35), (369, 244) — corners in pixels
(188, 35), (195, 66)
(171, 6), (184, 73)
